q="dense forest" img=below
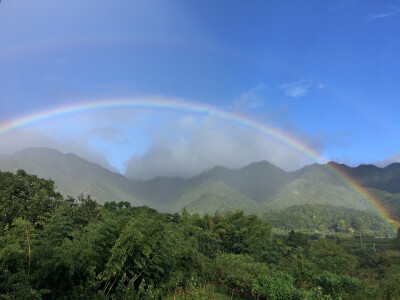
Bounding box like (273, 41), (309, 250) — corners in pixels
(263, 204), (394, 237)
(1, 170), (400, 299)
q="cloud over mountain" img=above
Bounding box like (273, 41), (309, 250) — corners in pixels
(125, 116), (316, 180)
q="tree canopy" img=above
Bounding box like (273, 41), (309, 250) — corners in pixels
(0, 169), (399, 299)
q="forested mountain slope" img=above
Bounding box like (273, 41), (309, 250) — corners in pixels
(326, 161), (400, 193)
(1, 148), (400, 221)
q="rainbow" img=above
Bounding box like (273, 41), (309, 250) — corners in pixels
(0, 98), (322, 161)
(328, 164), (400, 230)
(0, 98), (398, 231)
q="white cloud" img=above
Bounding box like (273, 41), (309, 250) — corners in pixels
(370, 5), (399, 19)
(125, 115), (317, 180)
(279, 80), (311, 97)
(370, 12), (395, 19)
(280, 81), (310, 98)
(232, 84), (268, 110)
(376, 150), (400, 167)
(279, 80), (324, 98)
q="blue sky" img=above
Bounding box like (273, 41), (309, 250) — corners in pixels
(1, 0), (400, 179)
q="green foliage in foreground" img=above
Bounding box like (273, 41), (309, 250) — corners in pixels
(1, 170), (400, 299)
(264, 204), (394, 236)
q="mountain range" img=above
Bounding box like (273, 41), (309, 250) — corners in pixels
(1, 147), (399, 221)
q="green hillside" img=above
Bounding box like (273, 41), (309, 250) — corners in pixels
(131, 176), (187, 207)
(167, 180), (257, 215)
(191, 161), (291, 203)
(368, 188), (400, 220)
(263, 204), (394, 236)
(264, 178), (371, 211)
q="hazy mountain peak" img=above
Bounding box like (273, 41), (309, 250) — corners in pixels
(296, 163), (326, 174)
(206, 165), (232, 174)
(15, 147), (63, 156)
(240, 160), (284, 172)
(1, 147), (400, 214)
(0, 147), (141, 205)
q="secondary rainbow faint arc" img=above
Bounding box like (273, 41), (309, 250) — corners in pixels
(0, 98), (398, 230)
